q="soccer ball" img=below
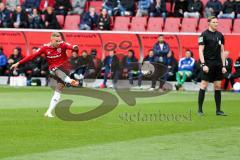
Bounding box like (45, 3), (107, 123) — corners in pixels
(74, 74), (84, 80)
(233, 82), (240, 92)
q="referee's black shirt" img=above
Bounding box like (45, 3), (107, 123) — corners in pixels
(198, 29), (224, 65)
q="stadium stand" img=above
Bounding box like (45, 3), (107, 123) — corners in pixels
(88, 0), (103, 14)
(41, 14), (45, 21)
(219, 0), (226, 5)
(56, 15), (65, 28)
(201, 0), (208, 7)
(165, 2), (173, 14)
(217, 19), (232, 34)
(181, 18), (198, 32)
(163, 18), (181, 32)
(1, 0), (25, 5)
(110, 16), (114, 29)
(113, 16), (130, 31)
(197, 18), (209, 33)
(0, 0), (238, 33)
(147, 17), (164, 32)
(129, 17), (147, 31)
(233, 19), (240, 33)
(63, 15), (80, 30)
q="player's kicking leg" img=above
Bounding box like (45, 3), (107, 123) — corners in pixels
(53, 68), (79, 87)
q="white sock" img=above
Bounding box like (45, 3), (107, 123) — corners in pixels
(46, 91), (61, 114)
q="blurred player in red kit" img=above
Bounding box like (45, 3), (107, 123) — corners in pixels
(11, 32), (79, 118)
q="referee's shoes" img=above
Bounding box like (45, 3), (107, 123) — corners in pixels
(216, 110), (227, 116)
(197, 110), (204, 116)
(197, 110), (227, 116)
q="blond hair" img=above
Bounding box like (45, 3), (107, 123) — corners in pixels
(51, 32), (61, 39)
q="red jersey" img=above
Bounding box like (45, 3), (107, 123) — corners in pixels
(19, 41), (76, 70)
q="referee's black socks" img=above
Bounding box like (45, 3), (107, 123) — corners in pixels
(198, 89), (205, 112)
(214, 90), (221, 112)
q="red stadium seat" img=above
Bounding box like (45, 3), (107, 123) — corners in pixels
(147, 17), (163, 32)
(64, 15), (80, 30)
(113, 16), (130, 31)
(219, 0), (226, 5)
(89, 1), (103, 14)
(217, 19), (232, 34)
(56, 15), (64, 28)
(20, 0), (25, 5)
(110, 16), (114, 29)
(198, 18), (208, 33)
(41, 14), (45, 21)
(84, 0), (90, 12)
(166, 2), (172, 13)
(201, 0), (208, 7)
(163, 18), (181, 32)
(181, 18), (198, 32)
(130, 17), (147, 31)
(232, 19), (240, 33)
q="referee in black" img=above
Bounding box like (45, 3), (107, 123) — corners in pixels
(198, 16), (227, 116)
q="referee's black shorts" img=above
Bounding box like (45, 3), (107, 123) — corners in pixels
(201, 60), (223, 82)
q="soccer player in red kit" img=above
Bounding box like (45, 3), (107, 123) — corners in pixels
(11, 32), (79, 118)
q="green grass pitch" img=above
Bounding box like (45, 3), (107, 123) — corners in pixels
(0, 86), (239, 160)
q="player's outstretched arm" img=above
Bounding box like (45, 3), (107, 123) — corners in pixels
(64, 42), (78, 51)
(11, 48), (43, 70)
(10, 62), (19, 70)
(72, 45), (78, 51)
